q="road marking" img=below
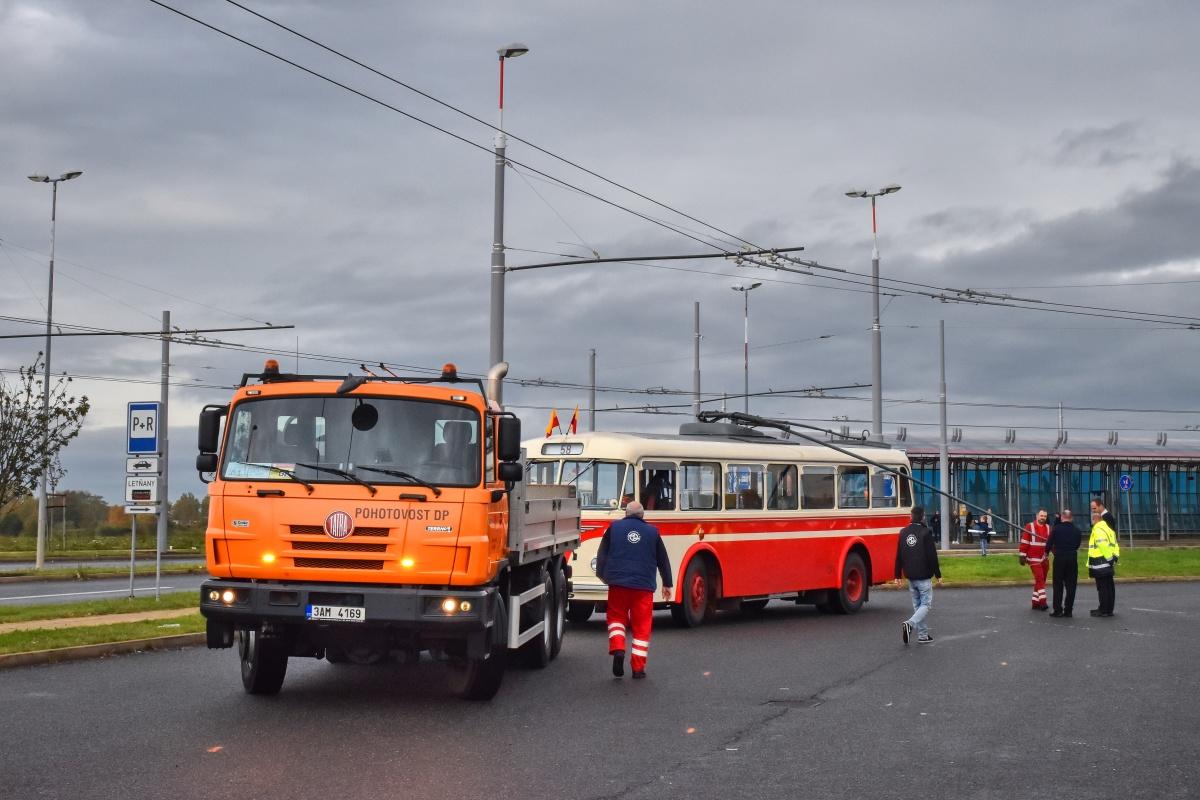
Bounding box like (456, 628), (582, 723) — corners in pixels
(1130, 607), (1190, 616)
(0, 586), (177, 602)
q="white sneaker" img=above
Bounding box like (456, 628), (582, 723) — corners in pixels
(901, 621), (911, 645)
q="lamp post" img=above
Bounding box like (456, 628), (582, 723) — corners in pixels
(731, 282), (762, 413)
(489, 42), (529, 404)
(27, 170), (83, 570)
(845, 183), (901, 443)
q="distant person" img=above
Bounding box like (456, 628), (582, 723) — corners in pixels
(1087, 505), (1120, 617)
(1090, 497), (1118, 533)
(1045, 509), (1083, 617)
(969, 513), (992, 556)
(595, 501), (673, 679)
(895, 506), (942, 645)
(930, 512), (941, 539)
(1019, 509), (1052, 611)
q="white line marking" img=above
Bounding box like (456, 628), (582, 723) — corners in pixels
(1130, 607), (1190, 616)
(0, 586), (176, 602)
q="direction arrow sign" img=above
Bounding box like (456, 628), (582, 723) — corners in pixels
(126, 456), (159, 474)
(124, 505), (159, 515)
(127, 402), (160, 454)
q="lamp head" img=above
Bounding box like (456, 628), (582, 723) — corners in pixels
(845, 189), (868, 198)
(28, 174), (50, 183)
(60, 171), (83, 181)
(498, 43), (529, 59)
(881, 184), (902, 194)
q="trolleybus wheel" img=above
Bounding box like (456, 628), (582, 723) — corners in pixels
(831, 552), (868, 614)
(566, 601), (596, 623)
(670, 558), (712, 628)
(238, 628), (288, 695)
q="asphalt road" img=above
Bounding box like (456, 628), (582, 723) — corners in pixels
(1, 583), (1196, 800)
(0, 556), (206, 573)
(0, 573), (208, 605)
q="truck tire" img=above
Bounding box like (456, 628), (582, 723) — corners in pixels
(549, 562), (567, 660)
(670, 558), (712, 628)
(566, 601), (595, 623)
(238, 628), (288, 695)
(447, 645), (507, 701)
(518, 568), (553, 669)
(830, 552), (868, 614)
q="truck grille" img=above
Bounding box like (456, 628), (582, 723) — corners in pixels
(289, 525), (388, 538)
(292, 540), (387, 553)
(293, 558), (385, 570)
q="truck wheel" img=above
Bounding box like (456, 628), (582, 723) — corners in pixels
(238, 628), (288, 695)
(670, 558), (712, 628)
(566, 601), (595, 623)
(830, 552), (868, 614)
(518, 569), (553, 669)
(447, 645), (507, 701)
(549, 562), (567, 660)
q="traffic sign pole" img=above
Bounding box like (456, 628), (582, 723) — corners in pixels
(1119, 473), (1133, 550)
(128, 515), (136, 599)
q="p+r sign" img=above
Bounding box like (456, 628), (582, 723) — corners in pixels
(127, 402), (160, 455)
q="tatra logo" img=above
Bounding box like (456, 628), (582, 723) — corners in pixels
(627, 531), (642, 544)
(325, 510), (354, 539)
(906, 533), (918, 547)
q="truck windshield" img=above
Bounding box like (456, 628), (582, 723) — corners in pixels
(221, 395), (482, 488)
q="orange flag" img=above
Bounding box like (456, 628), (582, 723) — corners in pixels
(545, 409), (561, 437)
(568, 406), (579, 434)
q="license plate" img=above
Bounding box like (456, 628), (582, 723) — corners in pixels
(306, 604), (365, 623)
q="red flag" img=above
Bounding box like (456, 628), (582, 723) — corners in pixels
(568, 406), (579, 434)
(545, 409), (561, 438)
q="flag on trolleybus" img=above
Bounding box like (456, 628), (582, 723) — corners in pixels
(545, 409), (561, 438)
(568, 406), (579, 435)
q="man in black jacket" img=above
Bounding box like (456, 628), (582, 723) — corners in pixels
(895, 506), (942, 644)
(1045, 509), (1083, 617)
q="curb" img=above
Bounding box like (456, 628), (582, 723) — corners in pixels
(876, 576), (1200, 590)
(0, 633), (206, 670)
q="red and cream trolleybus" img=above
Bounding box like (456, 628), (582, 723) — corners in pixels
(526, 419), (913, 627)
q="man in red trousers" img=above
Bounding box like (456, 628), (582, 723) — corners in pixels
(1019, 508), (1051, 611)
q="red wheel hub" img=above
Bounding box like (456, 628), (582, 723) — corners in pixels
(689, 573), (706, 610)
(845, 568), (863, 602)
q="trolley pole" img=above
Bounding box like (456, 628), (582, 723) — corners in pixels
(693, 301), (701, 419)
(588, 348), (596, 431)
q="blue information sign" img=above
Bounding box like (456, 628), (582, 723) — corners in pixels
(1119, 474), (1133, 492)
(127, 402), (160, 454)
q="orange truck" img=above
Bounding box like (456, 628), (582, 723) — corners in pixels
(197, 361), (579, 700)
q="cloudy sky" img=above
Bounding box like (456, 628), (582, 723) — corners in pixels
(3, 0), (1199, 504)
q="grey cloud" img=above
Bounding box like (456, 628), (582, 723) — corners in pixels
(1053, 121), (1142, 167)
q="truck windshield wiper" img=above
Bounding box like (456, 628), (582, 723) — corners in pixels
(239, 462), (315, 493)
(353, 466), (443, 497)
(293, 463), (378, 496)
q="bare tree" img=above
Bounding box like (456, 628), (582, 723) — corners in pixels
(0, 355), (90, 511)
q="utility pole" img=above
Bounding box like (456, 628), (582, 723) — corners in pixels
(156, 310), (170, 600)
(588, 348), (596, 431)
(731, 283), (762, 413)
(692, 301), (701, 419)
(939, 320), (950, 551)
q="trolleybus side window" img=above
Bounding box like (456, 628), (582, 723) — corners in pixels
(528, 460), (558, 486)
(899, 466), (913, 507)
(725, 463), (765, 510)
(680, 461), (721, 511)
(766, 464), (799, 511)
(801, 466), (836, 510)
(561, 460), (631, 510)
(639, 462), (677, 511)
(870, 468), (898, 508)
(838, 466), (870, 508)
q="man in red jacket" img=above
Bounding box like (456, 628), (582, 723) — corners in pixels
(1019, 508), (1051, 611)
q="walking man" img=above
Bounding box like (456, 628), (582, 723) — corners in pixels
(970, 513), (992, 556)
(1019, 508), (1052, 610)
(595, 501), (673, 679)
(1045, 509), (1082, 617)
(895, 506), (942, 644)
(1087, 505), (1120, 617)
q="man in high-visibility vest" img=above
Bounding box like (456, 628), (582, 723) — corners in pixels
(1087, 507), (1120, 617)
(1018, 508), (1051, 611)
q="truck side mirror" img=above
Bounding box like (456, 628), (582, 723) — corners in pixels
(497, 417), (521, 462)
(198, 405), (228, 455)
(498, 462), (524, 482)
(196, 453), (218, 473)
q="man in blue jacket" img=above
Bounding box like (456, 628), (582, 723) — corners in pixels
(596, 501), (673, 679)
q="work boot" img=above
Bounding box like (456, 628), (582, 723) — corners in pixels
(612, 650), (625, 677)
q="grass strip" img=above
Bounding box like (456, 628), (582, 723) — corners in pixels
(0, 592), (196, 625)
(939, 547), (1200, 583)
(0, 613), (205, 656)
(0, 564), (206, 580)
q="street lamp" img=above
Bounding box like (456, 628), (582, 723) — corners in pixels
(845, 183), (901, 443)
(489, 42), (529, 404)
(731, 282), (762, 413)
(27, 169), (83, 570)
